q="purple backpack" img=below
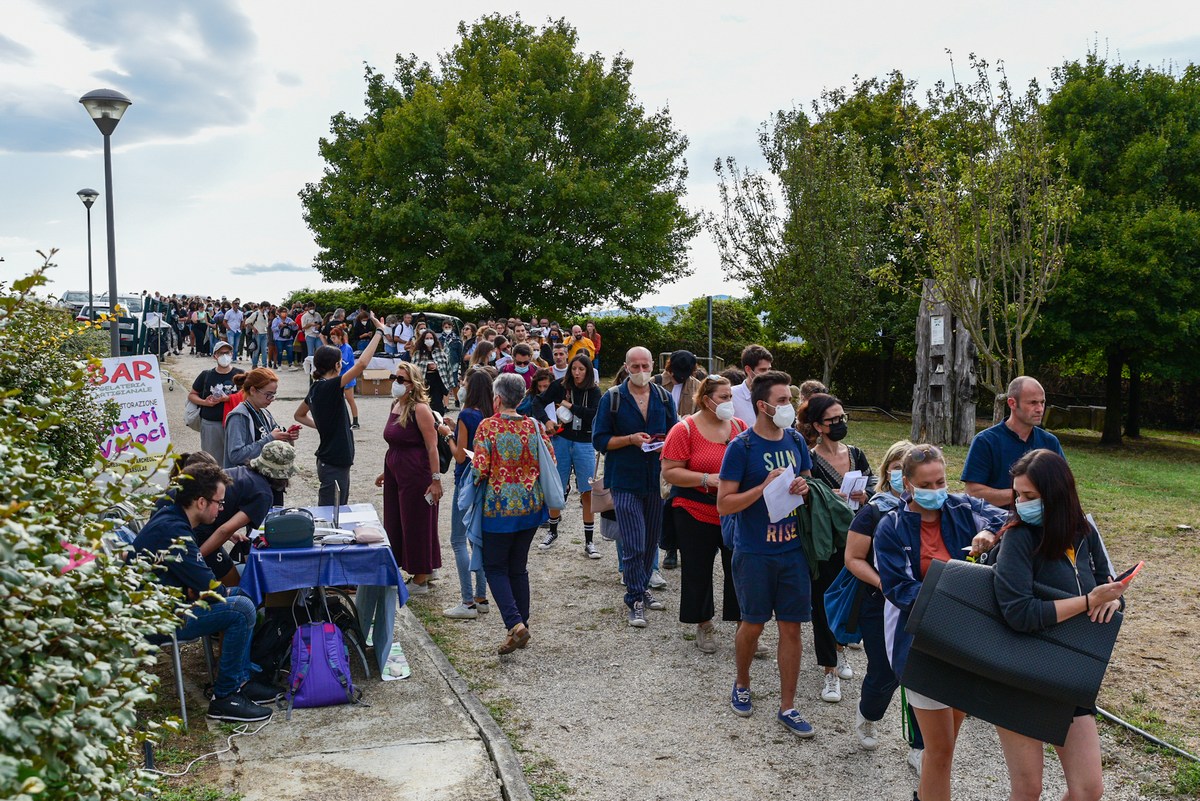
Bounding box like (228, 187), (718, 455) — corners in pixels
(286, 622), (358, 719)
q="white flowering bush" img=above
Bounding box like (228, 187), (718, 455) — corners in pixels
(0, 260), (180, 801)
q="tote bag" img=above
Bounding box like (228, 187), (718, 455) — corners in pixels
(589, 453), (614, 514)
(534, 421), (565, 510)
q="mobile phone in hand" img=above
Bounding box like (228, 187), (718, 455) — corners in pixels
(1115, 561), (1144, 585)
(424, 492), (434, 506)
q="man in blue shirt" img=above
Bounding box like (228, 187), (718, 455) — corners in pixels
(961, 376), (1065, 507)
(132, 463), (279, 723)
(718, 370), (817, 739)
(593, 346), (678, 628)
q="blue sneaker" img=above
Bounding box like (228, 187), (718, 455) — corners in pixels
(731, 683), (752, 717)
(777, 708), (815, 738)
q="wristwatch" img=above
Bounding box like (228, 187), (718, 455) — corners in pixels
(432, 473), (443, 481)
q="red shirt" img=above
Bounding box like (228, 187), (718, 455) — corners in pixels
(662, 416), (746, 526)
(919, 517), (952, 578)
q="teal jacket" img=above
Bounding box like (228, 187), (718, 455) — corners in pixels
(794, 480), (854, 578)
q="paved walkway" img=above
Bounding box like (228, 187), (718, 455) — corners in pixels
(158, 354), (528, 801)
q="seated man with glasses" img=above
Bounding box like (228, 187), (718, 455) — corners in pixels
(132, 462), (281, 723)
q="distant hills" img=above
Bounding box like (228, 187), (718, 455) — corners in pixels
(590, 294), (733, 323)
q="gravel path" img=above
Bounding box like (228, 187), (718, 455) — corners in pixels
(161, 354), (1159, 801)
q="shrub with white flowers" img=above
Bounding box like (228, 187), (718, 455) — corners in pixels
(0, 259), (180, 801)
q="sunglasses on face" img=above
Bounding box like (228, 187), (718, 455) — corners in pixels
(394, 376), (410, 384)
(515, 359), (530, 366)
(821, 414), (849, 426)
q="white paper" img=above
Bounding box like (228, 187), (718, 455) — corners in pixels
(763, 466), (804, 523)
(839, 470), (869, 510)
(545, 403), (557, 421)
(463, 448), (475, 461)
(640, 440), (665, 452)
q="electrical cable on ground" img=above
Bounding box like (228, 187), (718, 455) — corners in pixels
(142, 719), (272, 778)
(1097, 706), (1200, 763)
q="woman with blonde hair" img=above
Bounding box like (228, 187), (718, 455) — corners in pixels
(375, 362), (443, 594)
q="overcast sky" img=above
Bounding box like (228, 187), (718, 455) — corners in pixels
(1, 1), (1196, 310)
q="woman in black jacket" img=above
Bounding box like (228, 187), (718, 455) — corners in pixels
(993, 449), (1126, 801)
(535, 354), (602, 557)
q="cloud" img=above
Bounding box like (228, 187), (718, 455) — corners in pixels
(229, 261), (310, 276)
(0, 0), (259, 154)
(276, 71), (301, 87)
(0, 33), (34, 63)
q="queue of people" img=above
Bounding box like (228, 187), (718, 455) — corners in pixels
(163, 317), (1124, 798)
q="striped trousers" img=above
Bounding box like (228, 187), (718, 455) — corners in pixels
(613, 490), (663, 609)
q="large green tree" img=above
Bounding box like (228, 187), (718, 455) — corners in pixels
(710, 106), (887, 389)
(901, 55), (1080, 421)
(300, 14), (698, 318)
(1040, 55), (1200, 444)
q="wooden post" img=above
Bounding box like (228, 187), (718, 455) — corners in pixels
(911, 279), (976, 445)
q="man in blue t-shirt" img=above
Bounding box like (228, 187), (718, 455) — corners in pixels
(718, 370), (817, 740)
(961, 376), (1065, 507)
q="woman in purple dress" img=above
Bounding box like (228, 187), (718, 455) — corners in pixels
(375, 361), (443, 594)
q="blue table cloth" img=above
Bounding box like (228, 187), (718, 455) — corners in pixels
(242, 504), (407, 674)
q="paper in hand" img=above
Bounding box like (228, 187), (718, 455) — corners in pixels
(763, 465), (804, 523)
(641, 440), (665, 452)
(839, 470), (869, 510)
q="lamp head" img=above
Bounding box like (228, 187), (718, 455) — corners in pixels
(79, 88), (131, 136)
(77, 188), (99, 208)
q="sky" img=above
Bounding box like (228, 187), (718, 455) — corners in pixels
(1, 1), (1197, 311)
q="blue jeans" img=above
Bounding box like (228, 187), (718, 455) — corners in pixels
(227, 330), (242, 359)
(613, 491), (662, 608)
(450, 477), (487, 605)
(252, 333), (269, 368)
(308, 337), (322, 358)
(276, 339), (295, 366)
(553, 437), (595, 497)
(858, 591), (925, 749)
(482, 526), (536, 630)
(175, 592), (257, 698)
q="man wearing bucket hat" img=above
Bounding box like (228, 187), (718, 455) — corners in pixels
(190, 441), (298, 581)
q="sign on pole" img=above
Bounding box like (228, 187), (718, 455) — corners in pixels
(90, 355), (172, 482)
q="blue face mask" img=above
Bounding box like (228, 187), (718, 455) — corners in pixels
(913, 487), (949, 511)
(514, 364), (529, 374)
(1015, 498), (1044, 526)
(889, 469), (904, 495)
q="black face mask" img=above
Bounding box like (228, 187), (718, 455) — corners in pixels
(826, 421), (849, 442)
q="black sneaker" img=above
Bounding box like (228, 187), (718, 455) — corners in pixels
(537, 529), (559, 550)
(241, 679), (285, 704)
(207, 692), (272, 723)
(663, 549), (678, 570)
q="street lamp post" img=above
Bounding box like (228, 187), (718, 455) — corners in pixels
(79, 88), (131, 356)
(76, 188), (99, 321)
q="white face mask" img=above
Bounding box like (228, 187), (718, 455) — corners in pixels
(711, 399), (736, 421)
(391, 381), (408, 399)
(424, 337), (435, 348)
(457, 387), (467, 404)
(763, 401), (796, 429)
(216, 354), (232, 368)
(628, 371), (652, 387)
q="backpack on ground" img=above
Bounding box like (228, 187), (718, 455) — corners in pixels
(285, 621), (359, 718)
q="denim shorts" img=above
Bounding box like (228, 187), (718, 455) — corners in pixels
(731, 548), (812, 624)
(553, 437), (595, 494)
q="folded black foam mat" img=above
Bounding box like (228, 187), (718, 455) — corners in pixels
(903, 647), (1078, 746)
(904, 560), (1121, 721)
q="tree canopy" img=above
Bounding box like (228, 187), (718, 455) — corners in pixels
(1040, 55), (1200, 443)
(300, 14), (698, 318)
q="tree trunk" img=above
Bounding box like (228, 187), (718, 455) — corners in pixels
(875, 338), (895, 411)
(1101, 348), (1124, 446)
(821, 354), (833, 390)
(1125, 363), (1142, 439)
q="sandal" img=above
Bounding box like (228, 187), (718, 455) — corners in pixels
(498, 623), (530, 654)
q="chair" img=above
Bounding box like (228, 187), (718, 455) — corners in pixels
(159, 632), (216, 730)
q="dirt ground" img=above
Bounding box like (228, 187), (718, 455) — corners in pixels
(159, 353), (1194, 800)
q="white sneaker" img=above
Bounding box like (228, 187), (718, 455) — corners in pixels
(837, 650), (854, 680)
(648, 570), (667, 590)
(406, 580), (429, 597)
(821, 672), (842, 703)
(847, 640), (863, 650)
(443, 603), (478, 620)
(855, 708), (879, 750)
(908, 748), (924, 778)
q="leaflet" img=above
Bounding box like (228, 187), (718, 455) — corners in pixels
(763, 465), (804, 522)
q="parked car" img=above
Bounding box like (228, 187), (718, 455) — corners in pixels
(58, 290), (93, 313)
(407, 311), (463, 333)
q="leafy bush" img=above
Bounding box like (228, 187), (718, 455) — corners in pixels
(666, 297), (764, 367)
(283, 287), (488, 323)
(0, 261), (179, 801)
(570, 313), (672, 376)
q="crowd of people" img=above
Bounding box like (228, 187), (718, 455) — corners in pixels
(140, 300), (1126, 799)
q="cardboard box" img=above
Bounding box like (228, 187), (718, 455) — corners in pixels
(357, 369), (393, 396)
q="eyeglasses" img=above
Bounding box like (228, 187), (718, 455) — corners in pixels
(394, 377), (410, 384)
(821, 414), (849, 426)
(909, 444), (943, 463)
(206, 497), (226, 508)
(257, 390), (277, 400)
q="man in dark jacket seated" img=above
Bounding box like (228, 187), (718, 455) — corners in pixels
(133, 462), (279, 722)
